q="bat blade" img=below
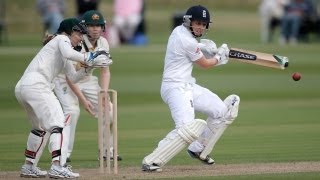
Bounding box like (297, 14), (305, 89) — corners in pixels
(229, 48), (289, 70)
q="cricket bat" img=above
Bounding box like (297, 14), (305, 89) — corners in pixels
(229, 48), (289, 70)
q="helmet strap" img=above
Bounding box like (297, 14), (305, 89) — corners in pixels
(188, 26), (205, 38)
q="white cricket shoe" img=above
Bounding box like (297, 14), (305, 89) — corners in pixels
(20, 164), (47, 178)
(142, 163), (162, 172)
(187, 150), (215, 165)
(48, 164), (80, 179)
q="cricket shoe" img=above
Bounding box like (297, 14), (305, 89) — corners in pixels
(48, 164), (79, 179)
(142, 163), (162, 172)
(20, 164), (47, 178)
(187, 149), (215, 165)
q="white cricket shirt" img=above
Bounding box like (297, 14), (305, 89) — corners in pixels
(20, 35), (85, 86)
(162, 25), (203, 84)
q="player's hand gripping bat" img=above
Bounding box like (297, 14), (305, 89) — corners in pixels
(199, 39), (289, 70)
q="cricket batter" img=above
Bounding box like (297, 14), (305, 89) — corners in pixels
(53, 10), (121, 165)
(142, 5), (240, 172)
(15, 18), (111, 178)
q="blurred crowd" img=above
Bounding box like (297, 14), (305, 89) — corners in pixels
(36, 0), (148, 47)
(4, 0), (318, 47)
(259, 0), (320, 45)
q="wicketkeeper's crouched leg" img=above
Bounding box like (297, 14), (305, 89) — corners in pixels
(24, 129), (49, 166)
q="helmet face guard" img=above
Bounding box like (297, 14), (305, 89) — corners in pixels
(72, 22), (88, 34)
(183, 5), (212, 37)
(57, 18), (87, 35)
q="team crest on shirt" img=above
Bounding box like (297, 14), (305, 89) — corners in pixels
(92, 14), (100, 20)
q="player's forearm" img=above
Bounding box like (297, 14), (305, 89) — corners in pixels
(66, 76), (87, 104)
(59, 39), (86, 63)
(67, 68), (92, 83)
(65, 61), (92, 83)
(196, 56), (219, 69)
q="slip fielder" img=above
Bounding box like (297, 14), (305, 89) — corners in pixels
(53, 10), (121, 166)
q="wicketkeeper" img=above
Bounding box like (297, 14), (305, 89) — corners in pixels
(15, 18), (112, 178)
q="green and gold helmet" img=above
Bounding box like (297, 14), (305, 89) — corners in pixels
(81, 10), (106, 26)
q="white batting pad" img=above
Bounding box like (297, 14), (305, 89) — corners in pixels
(200, 119), (227, 160)
(223, 94), (240, 123)
(143, 119), (207, 166)
(199, 94), (240, 159)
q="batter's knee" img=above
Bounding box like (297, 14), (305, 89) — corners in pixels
(207, 94), (240, 125)
(223, 94), (240, 123)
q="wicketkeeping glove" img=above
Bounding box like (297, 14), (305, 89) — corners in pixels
(84, 50), (108, 65)
(92, 53), (113, 67)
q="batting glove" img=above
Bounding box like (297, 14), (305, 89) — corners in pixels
(200, 39), (218, 52)
(199, 39), (218, 58)
(214, 43), (230, 66)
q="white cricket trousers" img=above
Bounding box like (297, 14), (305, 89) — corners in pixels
(161, 82), (227, 129)
(160, 82), (228, 152)
(15, 75), (65, 163)
(15, 80), (65, 130)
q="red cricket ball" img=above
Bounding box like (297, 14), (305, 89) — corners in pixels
(292, 72), (301, 81)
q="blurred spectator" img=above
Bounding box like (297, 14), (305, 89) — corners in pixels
(0, 0), (8, 44)
(75, 0), (100, 18)
(298, 0), (320, 41)
(259, 0), (289, 43)
(108, 0), (147, 46)
(130, 1), (147, 46)
(279, 0), (314, 45)
(36, 0), (65, 35)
